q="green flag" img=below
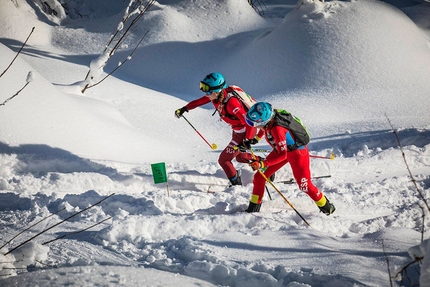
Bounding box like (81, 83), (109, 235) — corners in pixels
(151, 162), (167, 184)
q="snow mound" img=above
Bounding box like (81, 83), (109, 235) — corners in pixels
(0, 44), (169, 163)
(226, 0), (430, 96)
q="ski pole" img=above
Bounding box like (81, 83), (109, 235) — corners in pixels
(249, 148), (311, 227)
(265, 186), (272, 200)
(245, 146), (273, 200)
(310, 154), (335, 160)
(181, 115), (217, 150)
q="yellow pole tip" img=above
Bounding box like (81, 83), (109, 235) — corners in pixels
(212, 143), (218, 150)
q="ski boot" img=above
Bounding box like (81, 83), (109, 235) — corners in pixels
(245, 202), (261, 213)
(318, 196), (336, 215)
(228, 170), (242, 187)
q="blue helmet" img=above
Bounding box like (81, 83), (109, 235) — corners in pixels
(246, 102), (275, 127)
(200, 72), (227, 94)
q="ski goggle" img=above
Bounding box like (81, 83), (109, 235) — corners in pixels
(199, 82), (212, 94)
(246, 117), (273, 128)
(199, 81), (225, 95)
(246, 117), (267, 127)
(245, 117), (257, 127)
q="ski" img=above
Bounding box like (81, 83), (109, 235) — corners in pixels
(206, 184), (230, 193)
(277, 175), (331, 184)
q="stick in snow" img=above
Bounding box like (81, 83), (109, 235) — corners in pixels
(0, 208), (66, 251)
(4, 193), (115, 256)
(0, 27), (35, 78)
(42, 216), (112, 245)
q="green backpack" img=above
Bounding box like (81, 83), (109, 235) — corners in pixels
(273, 109), (310, 147)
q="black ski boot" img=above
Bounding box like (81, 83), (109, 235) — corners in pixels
(228, 170), (242, 187)
(245, 202), (261, 213)
(318, 196), (336, 215)
(269, 173), (276, 182)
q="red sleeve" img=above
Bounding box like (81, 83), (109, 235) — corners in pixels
(225, 97), (256, 138)
(185, 96), (211, 111)
(245, 126), (257, 139)
(256, 129), (265, 140)
(264, 125), (288, 167)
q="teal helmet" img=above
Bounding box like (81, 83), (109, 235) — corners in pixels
(200, 72), (227, 94)
(246, 102), (275, 127)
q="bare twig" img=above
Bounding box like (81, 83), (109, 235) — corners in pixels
(84, 30), (149, 90)
(81, 0), (156, 93)
(396, 258), (422, 286)
(0, 27), (35, 78)
(247, 0), (268, 17)
(419, 204), (425, 242)
(103, 1), (141, 52)
(42, 216), (112, 245)
(382, 240), (394, 287)
(0, 71), (35, 107)
(385, 114), (430, 212)
(0, 208), (66, 251)
(4, 193), (115, 255)
(0, 82), (29, 107)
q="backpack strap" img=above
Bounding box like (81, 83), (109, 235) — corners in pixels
(213, 87), (241, 120)
(272, 111), (299, 151)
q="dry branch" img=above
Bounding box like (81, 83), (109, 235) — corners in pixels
(4, 193), (115, 256)
(81, 0), (157, 93)
(0, 82), (29, 106)
(382, 240), (394, 287)
(396, 258), (422, 286)
(0, 27), (34, 78)
(0, 71), (35, 107)
(385, 114), (430, 212)
(0, 208), (65, 251)
(84, 31), (149, 90)
(42, 216), (112, 245)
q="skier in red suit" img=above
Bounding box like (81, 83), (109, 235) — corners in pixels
(244, 102), (336, 215)
(175, 72), (261, 186)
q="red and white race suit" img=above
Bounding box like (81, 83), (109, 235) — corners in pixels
(184, 86), (256, 178)
(250, 123), (324, 204)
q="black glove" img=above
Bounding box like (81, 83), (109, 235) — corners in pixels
(174, 107), (188, 118)
(248, 138), (259, 145)
(237, 138), (258, 152)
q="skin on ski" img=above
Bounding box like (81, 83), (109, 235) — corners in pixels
(276, 175), (331, 184)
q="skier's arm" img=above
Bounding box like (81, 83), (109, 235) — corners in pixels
(256, 129), (265, 141)
(263, 126), (288, 167)
(185, 96), (211, 111)
(175, 96), (211, 118)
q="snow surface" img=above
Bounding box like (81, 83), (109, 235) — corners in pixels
(0, 0), (430, 286)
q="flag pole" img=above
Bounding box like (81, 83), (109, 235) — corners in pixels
(166, 182), (170, 197)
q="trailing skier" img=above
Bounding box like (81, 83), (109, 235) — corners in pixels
(244, 102), (336, 215)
